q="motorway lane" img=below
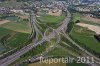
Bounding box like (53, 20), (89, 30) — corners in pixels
(29, 46), (55, 62)
(48, 10), (71, 39)
(0, 10), (71, 66)
(29, 10), (43, 42)
(28, 40), (78, 64)
(0, 40), (45, 66)
(61, 32), (100, 66)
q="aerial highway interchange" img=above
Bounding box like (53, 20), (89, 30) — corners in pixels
(0, 0), (100, 66)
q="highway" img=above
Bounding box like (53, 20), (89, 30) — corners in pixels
(26, 37), (78, 64)
(29, 46), (55, 63)
(61, 32), (100, 66)
(29, 10), (43, 42)
(0, 9), (71, 66)
(0, 3), (99, 66)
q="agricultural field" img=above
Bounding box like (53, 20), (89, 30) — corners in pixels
(0, 43), (6, 54)
(48, 48), (68, 56)
(70, 25), (100, 53)
(37, 13), (65, 31)
(0, 28), (12, 53)
(0, 28), (29, 53)
(72, 13), (81, 22)
(1, 21), (31, 34)
(72, 13), (100, 26)
(69, 13), (100, 54)
(37, 14), (65, 23)
(0, 15), (31, 54)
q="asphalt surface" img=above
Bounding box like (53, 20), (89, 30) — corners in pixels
(61, 32), (100, 66)
(29, 10), (43, 42)
(0, 9), (71, 66)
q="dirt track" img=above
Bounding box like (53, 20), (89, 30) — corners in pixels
(0, 20), (10, 25)
(76, 23), (100, 34)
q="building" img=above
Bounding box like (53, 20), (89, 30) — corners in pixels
(48, 8), (62, 16)
(10, 9), (29, 15)
(0, 7), (10, 14)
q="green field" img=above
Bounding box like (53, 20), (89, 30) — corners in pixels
(37, 13), (65, 31)
(6, 32), (29, 48)
(5, 16), (20, 21)
(0, 28), (12, 53)
(70, 25), (100, 53)
(67, 61), (89, 66)
(28, 60), (89, 66)
(0, 27), (29, 52)
(28, 62), (66, 66)
(1, 19), (31, 34)
(0, 28), (12, 39)
(28, 59), (89, 66)
(0, 43), (6, 54)
(37, 14), (65, 23)
(47, 48), (72, 57)
(37, 14), (65, 33)
(72, 13), (81, 22)
(0, 15), (31, 53)
(72, 13), (100, 26)
(68, 12), (100, 54)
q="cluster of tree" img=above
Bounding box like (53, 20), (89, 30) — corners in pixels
(0, 34), (11, 45)
(0, 14), (13, 20)
(67, 14), (80, 33)
(92, 11), (100, 18)
(94, 35), (100, 42)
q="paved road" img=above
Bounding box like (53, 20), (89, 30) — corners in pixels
(0, 9), (71, 66)
(14, 44), (55, 66)
(29, 10), (43, 42)
(29, 46), (55, 63)
(61, 32), (100, 66)
(48, 10), (71, 39)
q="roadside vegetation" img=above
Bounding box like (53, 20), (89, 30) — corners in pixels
(47, 48), (72, 56)
(70, 25), (100, 53)
(9, 37), (76, 66)
(67, 61), (89, 66)
(37, 14), (65, 23)
(37, 13), (65, 30)
(28, 61), (66, 66)
(67, 12), (100, 57)
(0, 13), (31, 55)
(9, 41), (50, 66)
(1, 19), (31, 34)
